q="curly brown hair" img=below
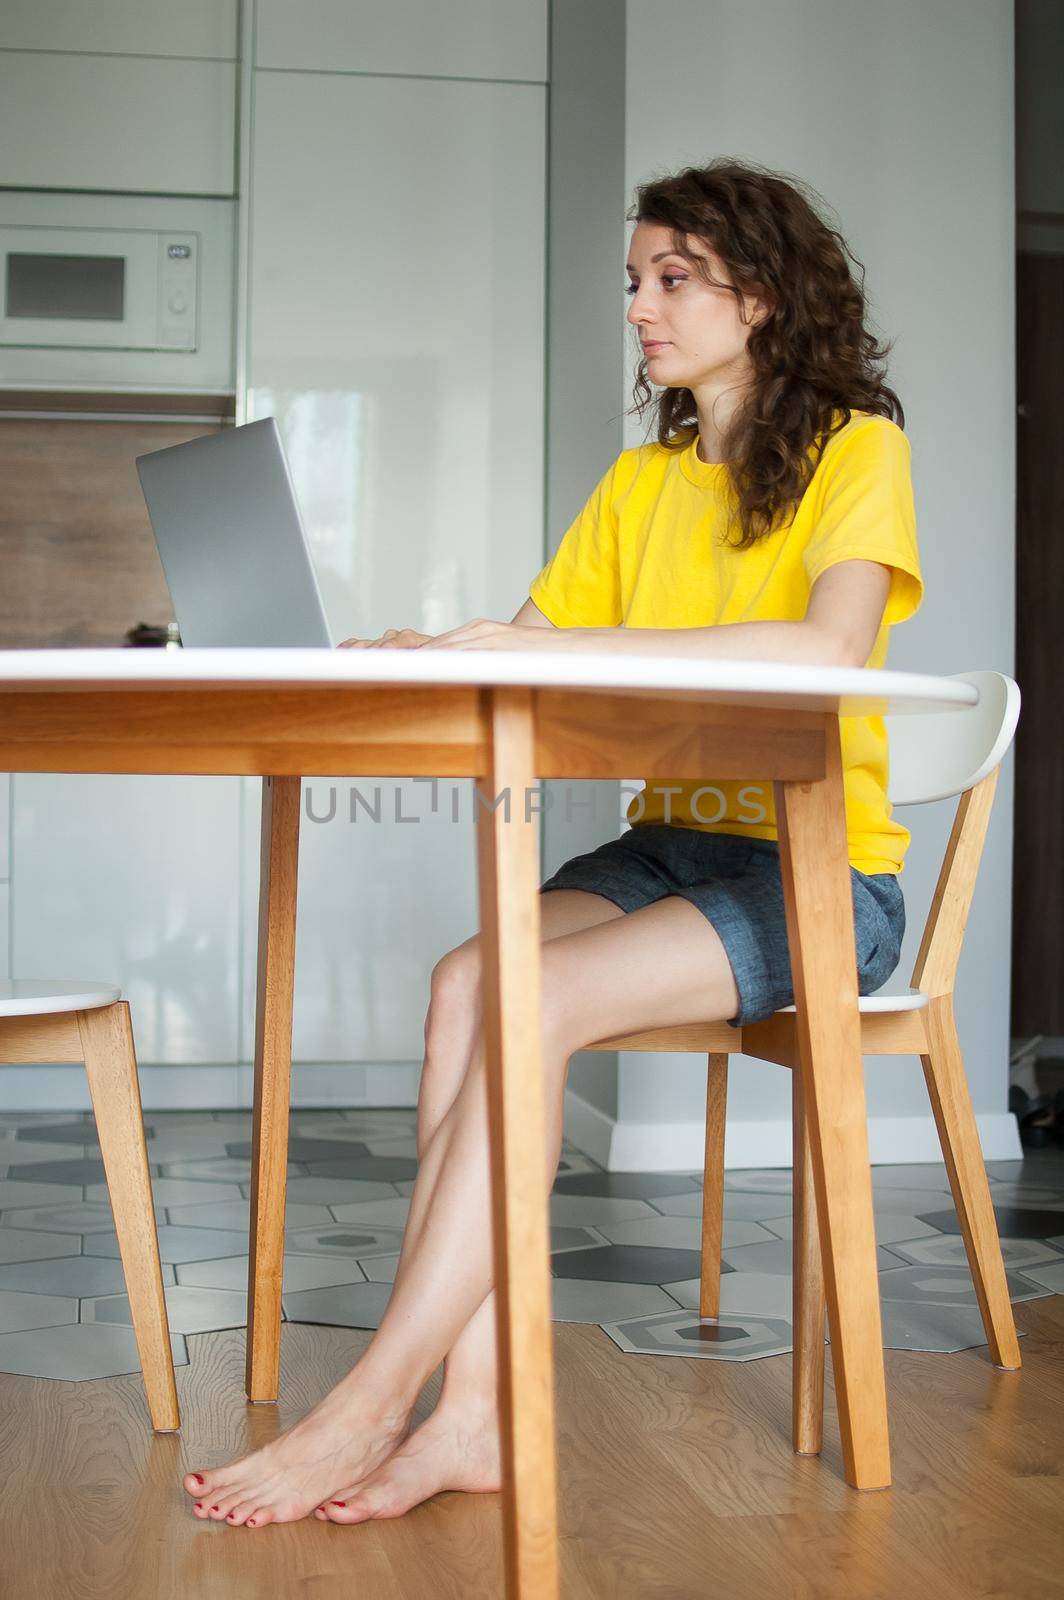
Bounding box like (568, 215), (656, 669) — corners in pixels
(627, 158), (905, 550)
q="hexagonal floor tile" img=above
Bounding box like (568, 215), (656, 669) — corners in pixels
(876, 1263), (1048, 1308)
(283, 1281), (392, 1330)
(602, 1308), (793, 1361)
(83, 1284), (251, 1335)
(0, 1179), (94, 1210)
(361, 1137), (420, 1158)
(596, 1215), (774, 1251)
(870, 1164), (954, 1191)
(165, 1199), (333, 1231)
(550, 1225), (609, 1255)
(985, 1158), (1064, 1186)
(554, 1151), (603, 1178)
(0, 1140), (93, 1170)
(552, 1244), (705, 1284)
(919, 1205), (1064, 1240)
(260, 1176), (399, 1206)
(0, 1255), (176, 1296)
(548, 1195), (658, 1228)
(175, 1253), (367, 1293)
(763, 1211), (943, 1247)
(85, 1177), (244, 1208)
(303, 1156), (418, 1183)
(1, 1202), (114, 1235)
(873, 1301), (1028, 1354)
(285, 1223), (406, 1260)
(15, 1121), (141, 1147)
(227, 1138), (370, 1163)
(647, 1188), (796, 1222)
(0, 1288), (79, 1334)
(887, 1234), (1064, 1272)
(359, 1253), (400, 1283)
(870, 1188), (963, 1215)
(663, 1272), (795, 1320)
(328, 1198), (411, 1229)
(551, 1279), (680, 1323)
(722, 1237), (904, 1276)
(551, 1172), (699, 1201)
(159, 1158), (306, 1183)
(720, 1169), (793, 1195)
(85, 1225), (248, 1263)
(0, 1227), (76, 1265)
(0, 1321), (187, 1380)
(303, 1117), (413, 1142)
(0, 1113), (76, 1129)
(128, 1135), (236, 1164)
(6, 1158), (111, 1186)
(978, 1184), (1064, 1206)
(1007, 1257), (1064, 1294)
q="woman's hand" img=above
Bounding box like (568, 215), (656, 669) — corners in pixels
(416, 619), (563, 651)
(338, 628), (435, 649)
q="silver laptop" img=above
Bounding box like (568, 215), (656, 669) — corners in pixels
(136, 416), (333, 647)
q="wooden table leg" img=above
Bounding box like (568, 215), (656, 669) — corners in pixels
(475, 687), (560, 1600)
(774, 716), (891, 1490)
(246, 774), (301, 1403)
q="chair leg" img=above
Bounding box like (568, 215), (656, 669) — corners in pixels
(699, 1053), (728, 1318)
(77, 1003), (180, 1432)
(792, 1060), (826, 1454)
(921, 995), (1022, 1370)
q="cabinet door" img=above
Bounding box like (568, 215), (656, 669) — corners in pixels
(246, 71), (546, 1061)
(255, 0), (546, 81)
(0, 0), (237, 58)
(0, 53), (236, 194)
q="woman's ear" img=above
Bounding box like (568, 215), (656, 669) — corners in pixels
(750, 289), (776, 330)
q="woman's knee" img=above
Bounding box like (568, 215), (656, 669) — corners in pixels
(427, 939), (481, 1030)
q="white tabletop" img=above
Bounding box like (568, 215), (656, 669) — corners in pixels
(0, 648), (977, 717)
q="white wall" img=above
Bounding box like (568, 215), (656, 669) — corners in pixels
(566, 0), (1019, 1167)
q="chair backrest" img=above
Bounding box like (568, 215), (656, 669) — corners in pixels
(883, 670), (1021, 998)
(886, 670), (1021, 807)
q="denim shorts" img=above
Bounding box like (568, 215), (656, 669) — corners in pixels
(539, 823), (906, 1029)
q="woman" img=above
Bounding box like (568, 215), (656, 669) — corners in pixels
(183, 158), (923, 1528)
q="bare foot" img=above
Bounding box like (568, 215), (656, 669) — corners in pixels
(313, 1394), (501, 1524)
(182, 1377), (412, 1529)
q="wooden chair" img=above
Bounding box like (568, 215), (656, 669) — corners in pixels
(0, 981), (179, 1431)
(583, 670), (1022, 1463)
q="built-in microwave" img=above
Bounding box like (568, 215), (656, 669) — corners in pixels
(0, 191), (235, 392)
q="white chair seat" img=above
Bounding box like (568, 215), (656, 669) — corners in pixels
(0, 979), (122, 1017)
(776, 985), (929, 1015)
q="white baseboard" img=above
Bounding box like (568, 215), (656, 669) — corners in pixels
(0, 1062), (422, 1113)
(564, 1088), (1024, 1170)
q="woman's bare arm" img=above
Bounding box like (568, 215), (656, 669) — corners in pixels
(509, 596), (556, 628)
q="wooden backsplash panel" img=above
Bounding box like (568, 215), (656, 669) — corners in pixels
(0, 417), (222, 648)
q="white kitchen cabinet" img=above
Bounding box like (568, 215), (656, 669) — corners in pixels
(248, 69), (545, 645)
(11, 775), (242, 1064)
(244, 68), (546, 1067)
(0, 52), (236, 195)
(0, 774), (9, 880)
(0, 884), (8, 980)
(255, 0), (547, 82)
(0, 0), (237, 58)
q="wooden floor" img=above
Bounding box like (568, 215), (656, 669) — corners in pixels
(1, 1296), (1063, 1599)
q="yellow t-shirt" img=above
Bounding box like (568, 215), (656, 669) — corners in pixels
(528, 410), (925, 876)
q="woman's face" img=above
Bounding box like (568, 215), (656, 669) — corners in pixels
(625, 220), (765, 390)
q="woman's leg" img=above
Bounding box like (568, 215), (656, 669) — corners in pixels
(402, 892), (629, 1395)
(182, 893), (740, 1529)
